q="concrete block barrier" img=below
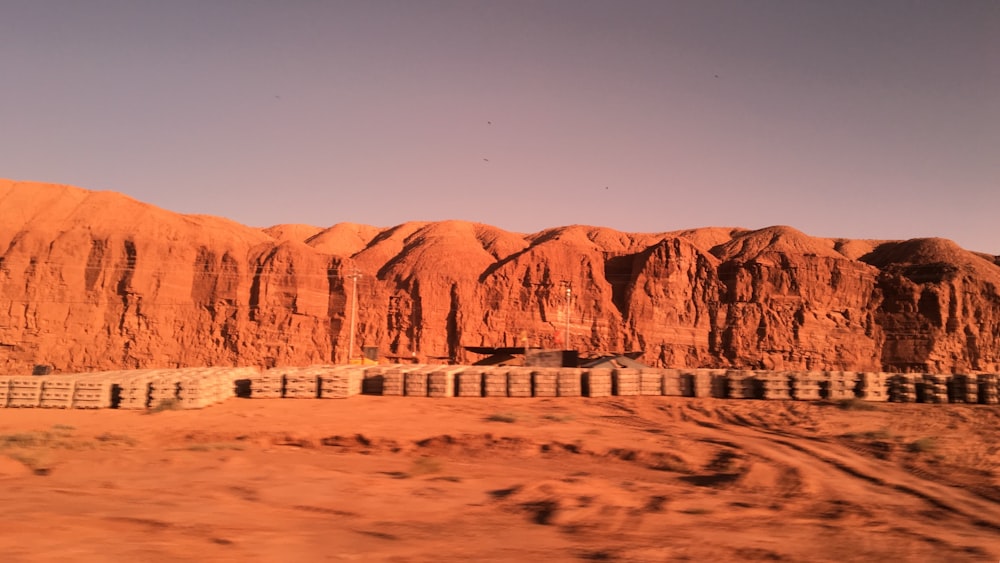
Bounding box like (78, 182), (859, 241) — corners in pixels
(176, 369), (240, 408)
(584, 369), (612, 398)
(150, 375), (180, 405)
(826, 371), (858, 401)
(404, 369), (430, 397)
(381, 366), (408, 396)
(977, 374), (999, 404)
(118, 375), (153, 409)
(659, 369), (682, 396)
(639, 369), (663, 396)
(320, 366), (364, 398)
(0, 364), (991, 409)
(917, 374), (945, 404)
(857, 372), (889, 402)
(557, 369), (582, 397)
(483, 369), (508, 397)
(72, 378), (113, 409)
(429, 367), (462, 398)
(0, 376), (9, 407)
(250, 371), (284, 399)
(790, 371), (823, 401)
(708, 370), (728, 398)
(507, 368), (532, 398)
(684, 370), (713, 398)
(361, 365), (390, 395)
(612, 368), (640, 396)
(8, 377), (43, 408)
(726, 370), (761, 399)
(281, 369), (319, 399)
(947, 374), (978, 404)
(456, 369), (484, 397)
(531, 369), (558, 398)
(40, 378), (76, 408)
(888, 374), (915, 403)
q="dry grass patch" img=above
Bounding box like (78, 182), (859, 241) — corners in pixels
(407, 456), (444, 477)
(908, 437), (939, 454)
(146, 398), (181, 413)
(541, 413), (574, 423)
(485, 412), (519, 423)
(837, 398), (878, 411)
(185, 442), (245, 452)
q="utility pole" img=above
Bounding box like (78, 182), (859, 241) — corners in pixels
(346, 268), (362, 363)
(561, 281), (572, 350)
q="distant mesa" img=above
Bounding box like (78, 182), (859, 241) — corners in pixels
(0, 178), (998, 376)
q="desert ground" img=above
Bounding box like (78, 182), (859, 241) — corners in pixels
(1, 397), (999, 562)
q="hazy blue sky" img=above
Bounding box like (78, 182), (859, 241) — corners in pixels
(2, 1), (998, 252)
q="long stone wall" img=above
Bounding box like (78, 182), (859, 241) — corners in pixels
(1, 365), (999, 409)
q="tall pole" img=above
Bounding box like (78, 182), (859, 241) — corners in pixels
(563, 282), (572, 350)
(347, 268), (361, 363)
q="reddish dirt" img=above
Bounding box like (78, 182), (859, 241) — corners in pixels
(2, 397), (998, 562)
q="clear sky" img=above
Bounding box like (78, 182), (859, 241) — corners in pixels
(2, 1), (998, 253)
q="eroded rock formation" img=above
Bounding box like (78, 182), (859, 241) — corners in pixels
(2, 179), (998, 374)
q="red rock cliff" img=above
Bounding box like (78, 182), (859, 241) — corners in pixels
(2, 180), (998, 374)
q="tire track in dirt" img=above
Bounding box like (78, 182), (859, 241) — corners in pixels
(671, 400), (1000, 548)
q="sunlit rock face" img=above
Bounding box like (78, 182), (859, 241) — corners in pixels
(2, 180), (998, 374)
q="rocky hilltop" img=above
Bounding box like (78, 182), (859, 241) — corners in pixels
(2, 179), (998, 374)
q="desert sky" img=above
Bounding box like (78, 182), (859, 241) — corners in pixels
(1, 1), (997, 252)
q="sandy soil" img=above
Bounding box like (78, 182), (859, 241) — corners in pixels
(1, 397), (999, 562)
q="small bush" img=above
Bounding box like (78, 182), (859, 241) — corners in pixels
(0, 433), (44, 448)
(843, 428), (892, 441)
(837, 398), (877, 411)
(908, 437), (938, 453)
(541, 413), (574, 423)
(95, 433), (138, 446)
(8, 452), (53, 475)
(186, 443), (244, 452)
(147, 398), (181, 413)
(680, 507), (713, 515)
(486, 412), (518, 423)
(408, 456), (443, 476)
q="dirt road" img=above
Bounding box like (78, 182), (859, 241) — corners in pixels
(1, 397), (998, 561)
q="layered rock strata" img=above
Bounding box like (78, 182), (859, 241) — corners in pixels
(2, 180), (998, 374)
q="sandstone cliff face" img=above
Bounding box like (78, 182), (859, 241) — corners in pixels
(0, 181), (350, 371)
(863, 238), (1000, 373)
(2, 180), (999, 374)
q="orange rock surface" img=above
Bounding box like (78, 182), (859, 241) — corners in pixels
(2, 179), (999, 374)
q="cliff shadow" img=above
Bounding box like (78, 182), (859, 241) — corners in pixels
(477, 247), (534, 283)
(603, 253), (636, 319)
